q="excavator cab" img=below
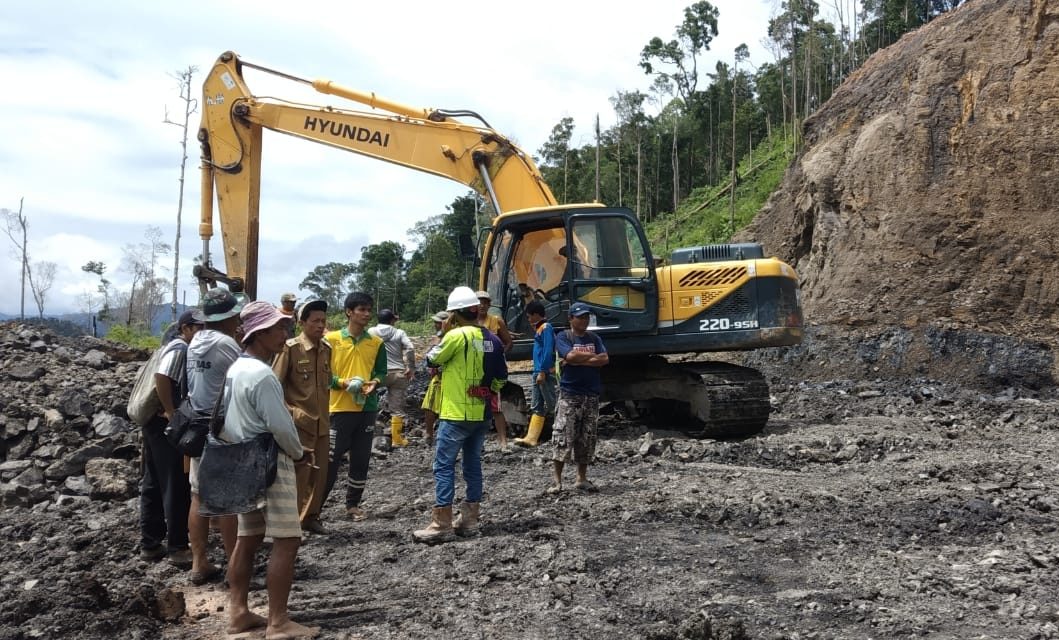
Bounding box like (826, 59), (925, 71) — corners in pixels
(480, 206), (659, 359)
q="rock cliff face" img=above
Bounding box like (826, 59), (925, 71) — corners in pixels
(740, 0), (1059, 386)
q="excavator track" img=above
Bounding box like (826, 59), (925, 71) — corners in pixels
(601, 356), (770, 439)
(500, 356), (770, 439)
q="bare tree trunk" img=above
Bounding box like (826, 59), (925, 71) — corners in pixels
(636, 134), (643, 220)
(671, 120), (679, 212)
(654, 133), (661, 221)
(18, 199), (26, 321)
(616, 126), (623, 206)
(707, 98), (714, 184)
(790, 9), (798, 153)
(730, 57), (739, 233)
(852, 0), (859, 68)
(29, 261), (56, 319)
(563, 149), (568, 203)
(594, 114), (601, 203)
(127, 282), (136, 326)
(164, 66), (198, 323)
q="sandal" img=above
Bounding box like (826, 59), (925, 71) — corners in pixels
(189, 565), (223, 586)
(545, 484), (562, 495)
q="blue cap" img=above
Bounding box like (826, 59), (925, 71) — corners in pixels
(569, 302), (591, 317)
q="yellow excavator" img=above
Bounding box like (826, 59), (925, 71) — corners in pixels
(196, 51), (803, 437)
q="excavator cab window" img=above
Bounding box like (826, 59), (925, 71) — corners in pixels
(487, 209), (658, 351)
(565, 212), (658, 334)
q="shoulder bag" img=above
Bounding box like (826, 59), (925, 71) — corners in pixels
(197, 368), (279, 517)
(163, 396), (210, 457)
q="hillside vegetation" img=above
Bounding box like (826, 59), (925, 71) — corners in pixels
(645, 129), (795, 257)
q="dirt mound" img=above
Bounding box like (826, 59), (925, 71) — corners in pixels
(739, 0), (1059, 386)
(2, 325), (1059, 638)
(0, 321), (171, 637)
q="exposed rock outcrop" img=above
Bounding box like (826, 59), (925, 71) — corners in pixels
(740, 0), (1059, 385)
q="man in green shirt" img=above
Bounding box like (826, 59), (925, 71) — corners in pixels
(321, 292), (387, 522)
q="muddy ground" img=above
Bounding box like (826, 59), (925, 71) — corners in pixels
(3, 353), (1058, 640)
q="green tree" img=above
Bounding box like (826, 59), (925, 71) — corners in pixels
(609, 90), (650, 213)
(82, 260), (113, 322)
(858, 0), (963, 56)
(405, 215), (463, 320)
(538, 117), (575, 202)
(299, 261), (356, 310)
(639, 1), (720, 106)
(354, 240), (406, 312)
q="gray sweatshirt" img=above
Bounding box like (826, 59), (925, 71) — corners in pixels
(368, 324), (415, 372)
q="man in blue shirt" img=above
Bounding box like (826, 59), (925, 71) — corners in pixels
(547, 302), (608, 493)
(514, 300), (556, 447)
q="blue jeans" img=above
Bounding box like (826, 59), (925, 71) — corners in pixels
(433, 420), (488, 507)
(530, 376), (557, 416)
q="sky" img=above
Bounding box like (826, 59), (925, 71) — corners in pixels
(0, 0), (781, 317)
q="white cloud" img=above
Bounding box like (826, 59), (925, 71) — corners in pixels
(1, 0), (781, 316)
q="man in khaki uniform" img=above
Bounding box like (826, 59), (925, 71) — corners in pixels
(272, 299), (332, 535)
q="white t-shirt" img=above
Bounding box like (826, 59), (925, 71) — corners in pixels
(220, 355), (303, 460)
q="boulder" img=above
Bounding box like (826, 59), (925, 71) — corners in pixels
(92, 413), (130, 437)
(84, 457), (136, 500)
(57, 390), (95, 418)
(9, 365), (45, 382)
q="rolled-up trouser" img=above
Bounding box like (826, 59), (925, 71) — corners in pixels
(550, 392), (600, 464)
(433, 419), (488, 507)
(325, 411), (376, 509)
(383, 371), (409, 418)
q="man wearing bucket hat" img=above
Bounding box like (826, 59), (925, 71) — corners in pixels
(272, 299), (332, 535)
(220, 301), (318, 640)
(184, 287), (244, 584)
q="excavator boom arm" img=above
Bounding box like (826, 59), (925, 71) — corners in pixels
(197, 51), (556, 297)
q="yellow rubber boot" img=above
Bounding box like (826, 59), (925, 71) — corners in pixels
(391, 415), (409, 447)
(514, 414), (545, 448)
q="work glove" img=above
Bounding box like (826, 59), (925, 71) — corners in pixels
(345, 376), (367, 404)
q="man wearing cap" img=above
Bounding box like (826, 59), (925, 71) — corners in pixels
(547, 302), (608, 493)
(279, 293), (297, 338)
(369, 309), (416, 447)
(476, 290), (514, 449)
(139, 309), (203, 567)
(272, 299), (332, 535)
(322, 291), (387, 522)
(413, 286), (507, 544)
(184, 287), (244, 584)
(220, 301), (318, 640)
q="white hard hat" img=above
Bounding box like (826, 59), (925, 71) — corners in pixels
(446, 286), (480, 312)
